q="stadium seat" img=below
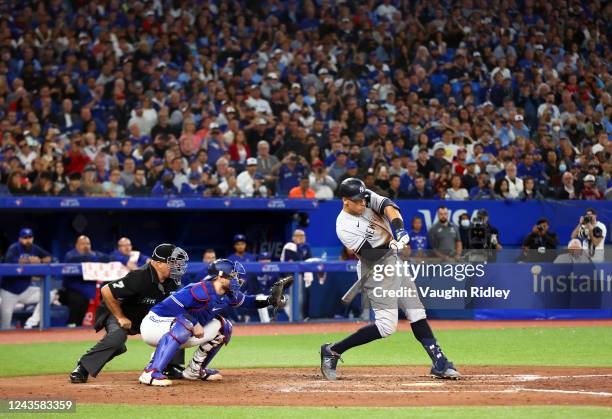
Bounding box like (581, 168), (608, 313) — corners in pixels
(430, 74), (448, 90)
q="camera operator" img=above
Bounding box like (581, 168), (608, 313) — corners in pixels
(522, 218), (559, 262)
(464, 209), (502, 262)
(571, 208), (607, 262)
(458, 213), (471, 251)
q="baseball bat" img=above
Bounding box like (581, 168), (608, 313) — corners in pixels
(341, 247), (407, 304)
(341, 278), (362, 305)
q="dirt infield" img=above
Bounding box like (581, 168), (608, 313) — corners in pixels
(1, 366), (611, 407)
(2, 319), (612, 345)
(2, 321), (612, 408)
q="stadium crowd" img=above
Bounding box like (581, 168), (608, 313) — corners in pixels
(0, 0), (610, 200)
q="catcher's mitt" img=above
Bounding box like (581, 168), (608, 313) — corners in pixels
(269, 276), (293, 317)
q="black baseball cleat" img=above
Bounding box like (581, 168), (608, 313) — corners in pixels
(431, 361), (461, 380)
(69, 363), (89, 384)
(163, 364), (185, 380)
(320, 343), (342, 380)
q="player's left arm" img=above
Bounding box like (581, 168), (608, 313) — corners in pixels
(383, 202), (410, 248)
(367, 189), (410, 249)
(368, 191), (406, 238)
(33, 244), (52, 263)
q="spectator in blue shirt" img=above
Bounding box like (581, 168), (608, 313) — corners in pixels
(59, 235), (109, 326)
(205, 123), (227, 166)
(399, 160), (418, 194)
(511, 114), (530, 139)
(151, 170), (179, 196)
(517, 153), (543, 181)
(227, 234), (256, 263)
(469, 173), (496, 200)
(277, 153), (306, 196)
(1, 228), (52, 329)
(180, 172), (204, 197)
(409, 216), (429, 258)
(109, 237), (150, 271)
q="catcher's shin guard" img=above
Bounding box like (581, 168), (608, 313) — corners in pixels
(183, 317), (232, 381)
(145, 315), (193, 375)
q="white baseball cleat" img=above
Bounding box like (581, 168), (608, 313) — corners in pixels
(139, 370), (172, 386)
(182, 367), (223, 381)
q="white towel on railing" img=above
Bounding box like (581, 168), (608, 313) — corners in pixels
(81, 262), (130, 282)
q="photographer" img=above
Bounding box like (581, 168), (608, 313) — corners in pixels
(571, 208), (607, 262)
(464, 209), (502, 262)
(522, 218), (559, 262)
(308, 160), (337, 199)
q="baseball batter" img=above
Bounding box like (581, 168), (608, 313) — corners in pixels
(139, 258), (290, 386)
(320, 178), (460, 380)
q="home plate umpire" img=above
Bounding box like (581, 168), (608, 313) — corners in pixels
(69, 243), (188, 383)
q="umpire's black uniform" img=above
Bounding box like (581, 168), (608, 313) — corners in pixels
(70, 263), (181, 381)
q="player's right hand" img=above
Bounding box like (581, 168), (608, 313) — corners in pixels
(117, 316), (132, 330)
(395, 228), (410, 244)
(390, 229), (410, 250)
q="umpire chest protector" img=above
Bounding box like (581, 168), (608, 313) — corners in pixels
(95, 264), (178, 333)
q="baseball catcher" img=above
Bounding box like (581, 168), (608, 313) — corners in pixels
(139, 258), (291, 386)
(320, 178), (460, 380)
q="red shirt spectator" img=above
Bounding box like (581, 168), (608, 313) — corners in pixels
(64, 140), (91, 175)
(229, 131), (251, 163)
(580, 175), (603, 200)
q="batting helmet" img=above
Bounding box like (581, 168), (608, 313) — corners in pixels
(338, 178), (369, 201)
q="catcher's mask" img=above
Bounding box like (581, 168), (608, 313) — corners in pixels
(208, 258), (246, 292)
(152, 243), (189, 285)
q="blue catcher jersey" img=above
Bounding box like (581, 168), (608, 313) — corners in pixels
(151, 277), (253, 325)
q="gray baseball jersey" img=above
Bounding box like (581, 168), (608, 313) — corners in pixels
(335, 191), (426, 325)
(335, 191), (398, 253)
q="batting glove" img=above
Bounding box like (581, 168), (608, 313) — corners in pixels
(389, 229), (410, 250)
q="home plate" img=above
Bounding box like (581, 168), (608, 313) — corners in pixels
(402, 382), (445, 387)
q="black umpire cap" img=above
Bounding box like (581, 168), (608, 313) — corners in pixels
(151, 243), (177, 262)
(338, 178), (369, 201)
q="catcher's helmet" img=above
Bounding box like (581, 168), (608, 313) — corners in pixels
(207, 258), (246, 291)
(338, 178), (369, 201)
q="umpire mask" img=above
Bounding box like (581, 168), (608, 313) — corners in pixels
(152, 243), (189, 285)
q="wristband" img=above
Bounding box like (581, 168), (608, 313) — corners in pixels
(390, 218), (405, 238)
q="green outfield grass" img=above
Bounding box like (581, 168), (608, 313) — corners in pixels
(0, 326), (611, 377)
(5, 405), (612, 419)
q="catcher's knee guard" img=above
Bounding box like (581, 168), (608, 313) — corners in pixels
(184, 317), (232, 379)
(218, 316), (233, 345)
(145, 315), (193, 374)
